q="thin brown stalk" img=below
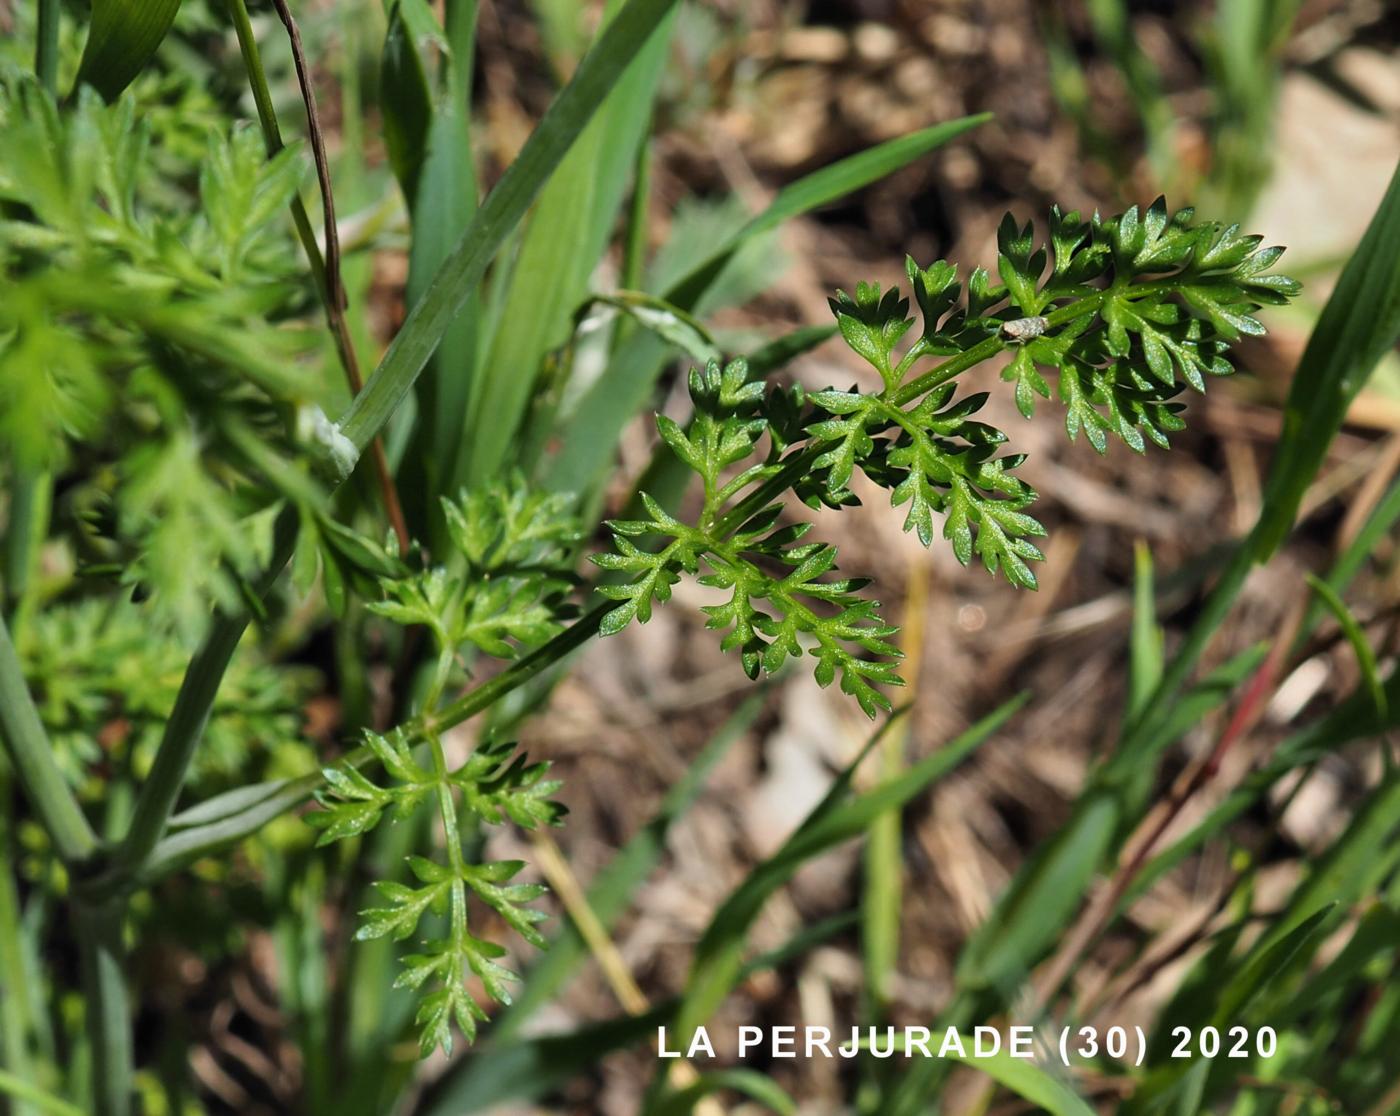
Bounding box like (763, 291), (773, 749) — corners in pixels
(229, 0), (410, 554)
(269, 0), (345, 314)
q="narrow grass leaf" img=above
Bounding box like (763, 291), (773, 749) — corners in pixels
(1276, 903), (1400, 1028)
(665, 116), (990, 311)
(1126, 907), (1333, 1112)
(166, 777), (301, 829)
(955, 789), (1118, 991)
(1298, 475), (1400, 647)
(0, 1070), (85, 1116)
(460, 0), (677, 487)
(1305, 574), (1387, 718)
(945, 1042), (1096, 1116)
(382, 0), (482, 541)
(1253, 159), (1400, 557)
(1251, 772), (1400, 961)
(653, 1071), (796, 1116)
(1132, 665), (1400, 904)
(1128, 541), (1163, 721)
(337, 0), (682, 456)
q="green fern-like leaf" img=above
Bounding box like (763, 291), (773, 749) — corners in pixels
(592, 201), (1296, 700)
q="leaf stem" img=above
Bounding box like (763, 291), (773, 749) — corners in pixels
(893, 290), (1108, 404)
(0, 1069), (83, 1116)
(0, 613), (97, 865)
(429, 602), (610, 734)
(75, 899), (131, 1116)
(113, 509), (298, 874)
(428, 731), (470, 941)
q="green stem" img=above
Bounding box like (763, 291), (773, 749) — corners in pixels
(0, 816), (39, 1116)
(428, 731), (469, 942)
(35, 0), (58, 93)
(3, 466), (51, 621)
(74, 901), (130, 1116)
(114, 509), (298, 873)
(893, 290), (1108, 404)
(0, 615), (96, 865)
(224, 0), (334, 313)
(429, 602), (610, 734)
(894, 335), (1005, 403)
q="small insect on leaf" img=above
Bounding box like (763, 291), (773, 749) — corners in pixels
(1000, 316), (1049, 342)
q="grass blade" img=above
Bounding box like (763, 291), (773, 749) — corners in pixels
(0, 1071), (84, 1116)
(73, 0), (181, 100)
(955, 789), (1119, 992)
(1125, 907), (1333, 1112)
(1299, 473), (1400, 645)
(665, 115), (990, 311)
(1132, 663), (1400, 903)
(1127, 541), (1163, 722)
(1305, 574), (1387, 718)
(460, 0), (677, 488)
(384, 0), (482, 540)
(945, 1040), (1095, 1116)
(863, 565), (928, 1020)
(1253, 157), (1400, 557)
(652, 1070), (796, 1116)
(337, 0), (681, 457)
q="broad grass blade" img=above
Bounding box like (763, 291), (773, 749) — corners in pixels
(459, 0), (677, 488)
(382, 0), (482, 539)
(74, 0), (181, 100)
